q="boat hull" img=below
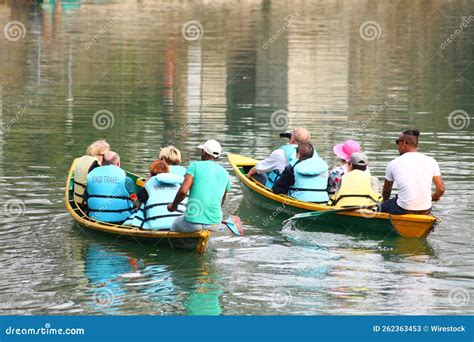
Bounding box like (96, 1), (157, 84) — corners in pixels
(228, 153), (436, 239)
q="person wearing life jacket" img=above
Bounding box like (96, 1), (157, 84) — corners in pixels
(133, 160), (172, 209)
(159, 145), (186, 176)
(380, 129), (445, 215)
(167, 139), (231, 233)
(247, 127), (311, 188)
(86, 151), (136, 223)
(124, 161), (187, 230)
(272, 142), (329, 203)
(73, 140), (110, 207)
(328, 152), (382, 208)
(327, 139), (361, 195)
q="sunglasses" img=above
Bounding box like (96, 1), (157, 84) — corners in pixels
(395, 139), (405, 145)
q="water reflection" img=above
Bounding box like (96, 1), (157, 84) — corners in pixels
(83, 238), (222, 315)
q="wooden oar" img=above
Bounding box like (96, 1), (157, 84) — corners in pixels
(283, 205), (379, 224)
(222, 215), (244, 236)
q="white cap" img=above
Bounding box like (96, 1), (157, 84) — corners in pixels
(197, 139), (222, 158)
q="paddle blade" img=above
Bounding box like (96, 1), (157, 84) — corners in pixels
(224, 215), (244, 236)
(284, 210), (326, 223)
(283, 205), (380, 224)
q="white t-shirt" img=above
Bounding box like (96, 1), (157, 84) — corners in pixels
(385, 152), (441, 210)
(255, 148), (289, 174)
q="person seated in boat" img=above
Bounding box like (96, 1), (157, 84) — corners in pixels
(380, 129), (445, 215)
(247, 127), (311, 188)
(85, 151), (136, 224)
(159, 145), (186, 176)
(328, 152), (382, 208)
(73, 140), (110, 207)
(328, 139), (371, 195)
(328, 140), (381, 195)
(272, 142), (329, 203)
(167, 139), (230, 233)
(124, 160), (187, 230)
(134, 160), (170, 208)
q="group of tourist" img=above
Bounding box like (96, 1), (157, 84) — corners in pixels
(73, 139), (230, 233)
(73, 127), (445, 234)
(249, 127), (445, 215)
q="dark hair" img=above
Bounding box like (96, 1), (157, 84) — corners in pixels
(352, 164), (367, 171)
(403, 129), (420, 137)
(296, 142), (314, 160)
(401, 129), (420, 146)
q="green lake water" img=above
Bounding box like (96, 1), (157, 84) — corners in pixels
(0, 0), (473, 315)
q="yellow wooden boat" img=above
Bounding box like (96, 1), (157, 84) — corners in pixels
(228, 153), (437, 238)
(65, 159), (211, 254)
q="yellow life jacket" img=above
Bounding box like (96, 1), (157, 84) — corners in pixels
(73, 155), (99, 204)
(328, 170), (382, 208)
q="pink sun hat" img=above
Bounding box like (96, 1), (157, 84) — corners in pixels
(333, 140), (361, 162)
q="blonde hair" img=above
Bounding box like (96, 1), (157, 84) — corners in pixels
(149, 160), (169, 176)
(86, 140), (110, 157)
(159, 146), (182, 165)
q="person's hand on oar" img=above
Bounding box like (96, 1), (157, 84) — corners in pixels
(282, 205), (379, 225)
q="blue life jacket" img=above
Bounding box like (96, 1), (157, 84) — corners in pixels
(123, 173), (186, 230)
(288, 153), (329, 203)
(169, 165), (186, 177)
(265, 144), (297, 188)
(86, 165), (134, 223)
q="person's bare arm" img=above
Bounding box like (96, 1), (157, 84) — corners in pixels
(221, 190), (227, 206)
(167, 174), (194, 211)
(382, 179), (394, 201)
(247, 167), (257, 178)
(432, 175), (445, 201)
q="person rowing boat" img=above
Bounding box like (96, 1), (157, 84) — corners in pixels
(167, 140), (231, 233)
(380, 129), (445, 215)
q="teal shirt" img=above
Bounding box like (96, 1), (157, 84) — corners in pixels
(184, 161), (231, 224)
